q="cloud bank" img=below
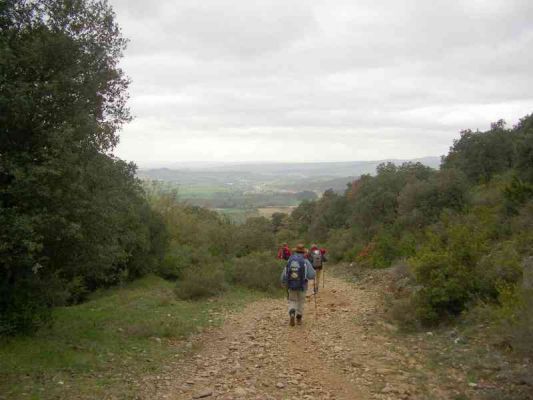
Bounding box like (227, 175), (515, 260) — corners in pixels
(111, 0), (533, 165)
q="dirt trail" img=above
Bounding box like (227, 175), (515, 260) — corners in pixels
(139, 275), (461, 400)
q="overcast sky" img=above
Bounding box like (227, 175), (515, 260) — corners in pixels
(110, 0), (533, 166)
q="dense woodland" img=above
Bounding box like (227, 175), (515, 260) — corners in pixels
(1, 0), (532, 362)
(1, 0), (153, 334)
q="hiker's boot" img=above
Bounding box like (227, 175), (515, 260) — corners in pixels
(296, 314), (303, 325)
(289, 309), (296, 326)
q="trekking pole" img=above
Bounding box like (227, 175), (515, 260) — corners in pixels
(323, 268), (325, 289)
(313, 280), (317, 316)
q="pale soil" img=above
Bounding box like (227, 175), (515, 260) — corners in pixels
(138, 273), (531, 400)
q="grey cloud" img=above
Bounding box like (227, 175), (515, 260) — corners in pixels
(111, 0), (533, 164)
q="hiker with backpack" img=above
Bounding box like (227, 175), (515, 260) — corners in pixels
(309, 244), (327, 293)
(277, 243), (291, 261)
(280, 244), (316, 326)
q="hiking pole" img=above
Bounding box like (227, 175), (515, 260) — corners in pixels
(313, 280), (317, 316)
(323, 268), (325, 289)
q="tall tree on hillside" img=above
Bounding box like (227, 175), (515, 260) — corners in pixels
(514, 114), (533, 183)
(442, 120), (517, 183)
(347, 162), (434, 238)
(0, 0), (159, 335)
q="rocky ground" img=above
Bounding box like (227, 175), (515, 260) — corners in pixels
(138, 271), (533, 400)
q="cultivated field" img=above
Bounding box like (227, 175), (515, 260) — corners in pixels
(257, 206), (296, 218)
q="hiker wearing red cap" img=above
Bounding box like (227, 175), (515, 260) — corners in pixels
(280, 244), (316, 326)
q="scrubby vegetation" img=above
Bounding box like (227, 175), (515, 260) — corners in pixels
(0, 0), (283, 337)
(277, 116), (533, 354)
(0, 0), (169, 335)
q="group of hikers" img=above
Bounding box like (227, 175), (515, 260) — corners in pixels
(277, 243), (328, 326)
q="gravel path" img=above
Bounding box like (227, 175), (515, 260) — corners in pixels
(139, 275), (469, 399)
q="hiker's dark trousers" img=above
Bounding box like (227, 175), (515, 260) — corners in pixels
(288, 289), (306, 316)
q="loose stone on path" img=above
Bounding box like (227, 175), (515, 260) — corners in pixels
(192, 388), (213, 398)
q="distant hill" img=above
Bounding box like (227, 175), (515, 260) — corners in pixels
(138, 157), (441, 184)
(140, 157), (442, 218)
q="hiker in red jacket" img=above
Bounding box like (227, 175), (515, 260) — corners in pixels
(277, 243), (291, 261)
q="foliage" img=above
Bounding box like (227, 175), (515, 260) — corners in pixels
(325, 228), (357, 262)
(174, 263), (228, 300)
(398, 168), (469, 227)
(367, 228), (416, 269)
(233, 217), (276, 257)
(410, 209), (496, 324)
(150, 194), (279, 299)
(475, 241), (523, 299)
(442, 120), (517, 183)
(347, 162), (434, 238)
(271, 212), (289, 233)
(495, 285), (533, 356)
(509, 114), (533, 183)
(227, 252), (283, 294)
(290, 200), (316, 236)
(308, 189), (348, 242)
(0, 0), (168, 335)
(503, 176), (533, 213)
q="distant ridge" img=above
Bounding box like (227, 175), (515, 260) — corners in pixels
(138, 156), (441, 181)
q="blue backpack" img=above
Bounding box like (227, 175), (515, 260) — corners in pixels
(286, 255), (306, 291)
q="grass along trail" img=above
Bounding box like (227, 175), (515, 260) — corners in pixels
(140, 273), (475, 400)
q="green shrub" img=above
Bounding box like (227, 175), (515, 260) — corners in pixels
(398, 168), (469, 227)
(227, 252), (282, 294)
(275, 227), (301, 245)
(441, 120), (517, 183)
(344, 243), (365, 263)
(370, 230), (399, 268)
(412, 249), (476, 325)
(410, 209), (498, 325)
(326, 229), (355, 262)
(157, 245), (196, 280)
(504, 176), (533, 213)
(234, 217), (275, 257)
(174, 263), (228, 300)
(360, 227), (412, 269)
(495, 285), (533, 356)
(0, 275), (57, 336)
(475, 241), (523, 299)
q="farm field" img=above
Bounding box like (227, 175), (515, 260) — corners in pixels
(213, 208), (257, 224)
(257, 206), (296, 218)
